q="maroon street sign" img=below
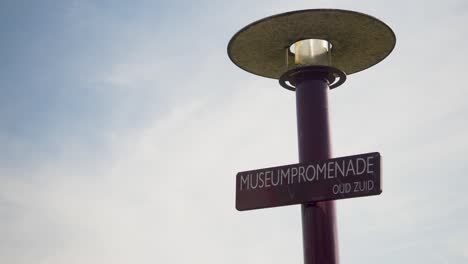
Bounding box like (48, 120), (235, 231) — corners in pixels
(235, 152), (381, 211)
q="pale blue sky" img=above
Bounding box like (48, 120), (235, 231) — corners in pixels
(1, 0), (468, 263)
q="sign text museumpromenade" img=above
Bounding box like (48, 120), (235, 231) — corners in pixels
(236, 152), (381, 211)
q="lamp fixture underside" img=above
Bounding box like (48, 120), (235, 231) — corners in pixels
(227, 9), (396, 79)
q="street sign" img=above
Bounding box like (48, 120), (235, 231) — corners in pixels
(236, 152), (381, 211)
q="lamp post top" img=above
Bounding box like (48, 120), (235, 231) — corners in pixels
(227, 9), (396, 80)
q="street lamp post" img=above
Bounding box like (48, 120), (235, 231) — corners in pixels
(228, 9), (395, 264)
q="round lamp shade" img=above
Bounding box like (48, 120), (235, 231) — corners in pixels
(227, 9), (396, 79)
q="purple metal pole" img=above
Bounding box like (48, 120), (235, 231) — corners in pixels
(295, 71), (339, 264)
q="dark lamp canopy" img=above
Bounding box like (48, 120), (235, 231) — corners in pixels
(227, 9), (396, 79)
